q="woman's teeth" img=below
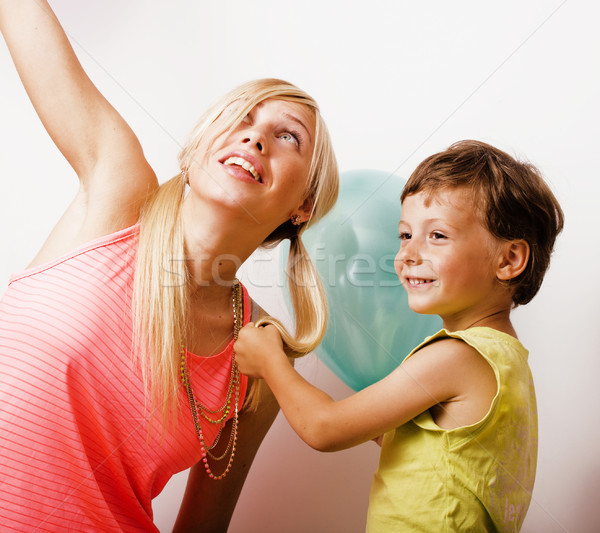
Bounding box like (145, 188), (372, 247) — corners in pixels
(223, 156), (262, 182)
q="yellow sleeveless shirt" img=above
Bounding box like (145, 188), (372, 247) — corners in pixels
(367, 328), (537, 532)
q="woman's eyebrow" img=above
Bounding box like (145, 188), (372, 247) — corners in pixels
(282, 112), (312, 143)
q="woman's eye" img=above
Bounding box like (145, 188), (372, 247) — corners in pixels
(279, 131), (300, 147)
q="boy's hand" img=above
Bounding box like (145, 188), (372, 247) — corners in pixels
(234, 323), (287, 378)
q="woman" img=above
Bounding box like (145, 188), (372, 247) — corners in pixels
(0, 1), (338, 531)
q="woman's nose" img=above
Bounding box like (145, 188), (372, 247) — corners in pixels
(241, 128), (266, 153)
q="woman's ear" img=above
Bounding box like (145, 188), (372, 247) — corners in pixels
(496, 239), (530, 281)
(291, 197), (314, 224)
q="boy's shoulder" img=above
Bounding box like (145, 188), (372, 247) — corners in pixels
(410, 333), (488, 374)
(414, 334), (475, 358)
(408, 327), (527, 375)
(414, 327), (525, 354)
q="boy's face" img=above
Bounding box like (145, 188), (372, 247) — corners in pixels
(395, 188), (505, 329)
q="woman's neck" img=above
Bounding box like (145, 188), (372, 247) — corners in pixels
(181, 195), (267, 289)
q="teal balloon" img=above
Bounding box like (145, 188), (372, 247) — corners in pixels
(290, 169), (441, 391)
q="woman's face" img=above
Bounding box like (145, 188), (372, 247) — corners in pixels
(188, 98), (316, 232)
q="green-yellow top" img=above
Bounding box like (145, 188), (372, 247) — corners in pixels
(367, 327), (537, 532)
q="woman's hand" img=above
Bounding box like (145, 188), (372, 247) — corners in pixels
(234, 323), (287, 379)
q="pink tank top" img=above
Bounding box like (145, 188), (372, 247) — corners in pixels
(0, 225), (249, 531)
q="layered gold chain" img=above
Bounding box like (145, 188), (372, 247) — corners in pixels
(180, 279), (243, 480)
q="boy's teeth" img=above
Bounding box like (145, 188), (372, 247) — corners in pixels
(224, 156), (261, 182)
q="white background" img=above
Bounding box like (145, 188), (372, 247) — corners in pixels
(1, 1), (598, 531)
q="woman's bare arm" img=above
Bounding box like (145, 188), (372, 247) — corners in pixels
(172, 380), (280, 532)
(173, 301), (282, 531)
(0, 0), (157, 260)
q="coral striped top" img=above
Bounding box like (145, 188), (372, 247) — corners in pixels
(0, 224), (249, 531)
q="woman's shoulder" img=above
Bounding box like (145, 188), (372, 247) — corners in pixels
(11, 223), (140, 284)
(26, 169), (157, 273)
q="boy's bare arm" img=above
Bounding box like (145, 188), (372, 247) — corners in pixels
(235, 326), (496, 452)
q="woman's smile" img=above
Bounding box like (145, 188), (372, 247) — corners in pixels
(188, 98), (316, 231)
(220, 151), (265, 184)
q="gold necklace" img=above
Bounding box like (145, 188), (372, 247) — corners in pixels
(180, 279), (243, 480)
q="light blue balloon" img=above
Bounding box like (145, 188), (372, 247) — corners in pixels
(288, 169), (441, 391)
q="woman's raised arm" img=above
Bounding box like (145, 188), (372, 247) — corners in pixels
(0, 0), (157, 249)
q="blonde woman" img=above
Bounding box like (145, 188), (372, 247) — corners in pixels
(0, 1), (338, 531)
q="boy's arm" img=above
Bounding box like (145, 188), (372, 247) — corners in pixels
(235, 325), (496, 452)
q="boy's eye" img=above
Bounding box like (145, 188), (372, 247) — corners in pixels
(430, 232), (447, 240)
(399, 232), (411, 241)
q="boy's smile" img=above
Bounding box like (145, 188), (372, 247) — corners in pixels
(404, 276), (437, 288)
(396, 187), (508, 330)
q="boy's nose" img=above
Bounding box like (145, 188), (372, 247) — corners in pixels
(396, 241), (422, 266)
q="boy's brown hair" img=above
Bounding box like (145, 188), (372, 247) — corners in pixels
(401, 140), (564, 306)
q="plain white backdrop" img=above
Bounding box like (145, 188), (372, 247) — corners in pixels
(1, 1), (598, 531)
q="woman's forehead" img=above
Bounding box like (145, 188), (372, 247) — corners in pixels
(226, 97), (314, 124)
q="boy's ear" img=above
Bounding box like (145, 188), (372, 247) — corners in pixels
(496, 240), (530, 281)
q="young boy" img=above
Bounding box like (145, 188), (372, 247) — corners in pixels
(234, 140), (564, 531)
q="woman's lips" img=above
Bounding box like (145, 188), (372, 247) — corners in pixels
(219, 151), (265, 184)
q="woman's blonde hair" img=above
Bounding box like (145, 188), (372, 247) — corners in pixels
(133, 79), (339, 418)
